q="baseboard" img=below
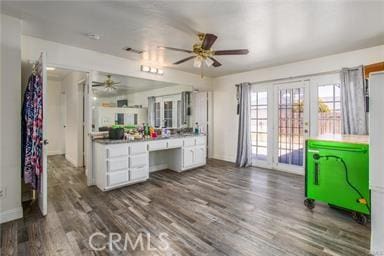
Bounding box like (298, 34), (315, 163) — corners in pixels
(65, 154), (78, 167)
(150, 164), (168, 173)
(48, 150), (65, 156)
(0, 207), (23, 224)
(211, 154), (235, 163)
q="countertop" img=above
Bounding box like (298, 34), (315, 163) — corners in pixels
(93, 134), (206, 145)
(308, 134), (369, 145)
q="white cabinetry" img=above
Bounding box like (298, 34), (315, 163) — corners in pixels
(181, 136), (207, 171)
(94, 135), (206, 190)
(94, 142), (149, 191)
(369, 72), (384, 254)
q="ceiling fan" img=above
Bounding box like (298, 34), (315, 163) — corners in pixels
(159, 33), (249, 75)
(92, 75), (125, 92)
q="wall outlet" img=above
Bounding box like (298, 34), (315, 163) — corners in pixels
(0, 187), (6, 199)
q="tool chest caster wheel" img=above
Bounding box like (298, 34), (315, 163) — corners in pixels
(304, 199), (315, 209)
(352, 212), (368, 225)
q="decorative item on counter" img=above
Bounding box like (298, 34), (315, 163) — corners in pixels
(109, 127), (125, 140)
(162, 127), (170, 138)
(194, 122), (200, 135)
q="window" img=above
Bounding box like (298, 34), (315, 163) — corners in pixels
(154, 102), (161, 127)
(251, 91), (268, 161)
(163, 101), (173, 128)
(318, 84), (341, 135)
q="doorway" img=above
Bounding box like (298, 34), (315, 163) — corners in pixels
(21, 62), (89, 217)
(251, 80), (309, 174)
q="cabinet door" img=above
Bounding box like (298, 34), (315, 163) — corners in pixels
(130, 166), (149, 181)
(183, 148), (195, 168)
(194, 146), (206, 166)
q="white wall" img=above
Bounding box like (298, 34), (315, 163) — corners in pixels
(63, 71), (85, 167)
(21, 36), (212, 91)
(211, 45), (384, 162)
(0, 15), (23, 223)
(47, 78), (65, 155)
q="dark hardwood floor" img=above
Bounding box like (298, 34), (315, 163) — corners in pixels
(1, 155), (370, 255)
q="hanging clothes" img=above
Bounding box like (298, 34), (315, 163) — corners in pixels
(22, 73), (43, 190)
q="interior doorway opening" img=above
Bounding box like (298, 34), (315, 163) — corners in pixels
(21, 63), (88, 216)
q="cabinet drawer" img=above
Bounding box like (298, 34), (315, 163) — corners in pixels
(183, 138), (196, 147)
(196, 136), (206, 146)
(130, 166), (149, 181)
(106, 145), (129, 158)
(107, 157), (128, 172)
(148, 140), (167, 151)
(107, 170), (129, 186)
(130, 142), (148, 155)
(129, 154), (148, 168)
(167, 139), (183, 149)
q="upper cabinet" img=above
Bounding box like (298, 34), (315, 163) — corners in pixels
(152, 92), (190, 128)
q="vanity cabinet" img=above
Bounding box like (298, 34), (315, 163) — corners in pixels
(94, 135), (206, 191)
(94, 142), (149, 191)
(182, 137), (207, 170)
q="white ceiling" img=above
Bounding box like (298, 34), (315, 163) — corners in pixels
(2, 1), (384, 77)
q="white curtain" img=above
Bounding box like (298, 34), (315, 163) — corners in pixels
(340, 66), (368, 135)
(147, 96), (156, 126)
(235, 83), (252, 167)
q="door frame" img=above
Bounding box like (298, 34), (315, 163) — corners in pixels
(43, 62), (94, 186)
(40, 52), (48, 216)
(272, 80), (310, 175)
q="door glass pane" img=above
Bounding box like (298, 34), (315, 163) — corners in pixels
(318, 84), (342, 135)
(278, 88), (304, 166)
(251, 90), (268, 161)
(164, 101), (173, 127)
(155, 102), (161, 127)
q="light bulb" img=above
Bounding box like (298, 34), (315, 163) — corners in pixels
(193, 56), (202, 68)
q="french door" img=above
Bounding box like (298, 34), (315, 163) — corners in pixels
(251, 81), (309, 174)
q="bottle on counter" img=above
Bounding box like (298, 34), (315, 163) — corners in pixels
(194, 122), (200, 135)
(144, 123), (149, 136)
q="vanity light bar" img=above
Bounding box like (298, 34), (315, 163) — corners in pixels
(141, 65), (164, 75)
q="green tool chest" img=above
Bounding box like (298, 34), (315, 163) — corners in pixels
(305, 137), (370, 224)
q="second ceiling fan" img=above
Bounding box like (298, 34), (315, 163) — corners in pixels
(160, 33), (249, 73)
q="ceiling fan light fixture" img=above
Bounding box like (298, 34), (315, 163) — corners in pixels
(205, 58), (214, 67)
(193, 56), (202, 68)
(104, 86), (115, 93)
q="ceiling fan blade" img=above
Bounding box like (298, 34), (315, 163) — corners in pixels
(201, 33), (218, 50)
(110, 81), (121, 85)
(173, 56), (195, 65)
(92, 81), (104, 85)
(214, 49), (249, 55)
(92, 84), (104, 87)
(159, 46), (192, 54)
(209, 57), (222, 67)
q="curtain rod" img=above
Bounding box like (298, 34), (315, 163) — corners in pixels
(234, 69), (341, 87)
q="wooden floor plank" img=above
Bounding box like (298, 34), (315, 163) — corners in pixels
(0, 155), (370, 255)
